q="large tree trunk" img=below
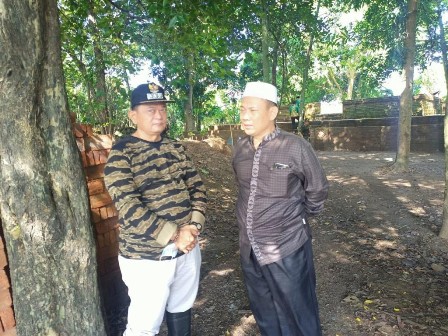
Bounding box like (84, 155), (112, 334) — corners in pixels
(437, 0), (448, 239)
(0, 0), (107, 334)
(261, 0), (270, 83)
(394, 0), (419, 172)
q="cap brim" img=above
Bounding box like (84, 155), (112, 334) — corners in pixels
(133, 99), (175, 106)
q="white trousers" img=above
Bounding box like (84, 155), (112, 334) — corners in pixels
(119, 245), (201, 336)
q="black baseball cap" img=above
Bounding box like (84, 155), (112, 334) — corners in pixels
(131, 82), (174, 109)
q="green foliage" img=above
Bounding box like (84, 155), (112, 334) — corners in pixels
(59, 0), (144, 133)
(57, 0), (446, 135)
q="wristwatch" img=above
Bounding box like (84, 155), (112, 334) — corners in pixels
(190, 221), (203, 231)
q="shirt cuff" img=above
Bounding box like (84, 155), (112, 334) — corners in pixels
(155, 221), (178, 246)
(191, 210), (206, 231)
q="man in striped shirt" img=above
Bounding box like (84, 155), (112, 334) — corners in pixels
(104, 83), (206, 336)
(233, 82), (328, 336)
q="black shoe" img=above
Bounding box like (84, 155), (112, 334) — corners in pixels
(166, 309), (191, 336)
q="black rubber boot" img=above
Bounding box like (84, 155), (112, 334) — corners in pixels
(166, 309), (191, 336)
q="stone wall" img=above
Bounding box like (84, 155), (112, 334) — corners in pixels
(311, 115), (444, 152)
(342, 95), (442, 119)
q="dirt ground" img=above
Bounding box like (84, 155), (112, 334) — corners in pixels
(112, 139), (448, 336)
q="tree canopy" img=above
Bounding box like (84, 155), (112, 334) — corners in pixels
(58, 0), (448, 136)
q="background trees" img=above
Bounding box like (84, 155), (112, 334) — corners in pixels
(58, 0), (447, 137)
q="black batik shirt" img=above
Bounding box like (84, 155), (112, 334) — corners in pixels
(232, 127), (328, 266)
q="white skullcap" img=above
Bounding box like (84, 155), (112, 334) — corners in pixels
(242, 81), (278, 104)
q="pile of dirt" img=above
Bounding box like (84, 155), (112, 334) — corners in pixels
(112, 140), (448, 336)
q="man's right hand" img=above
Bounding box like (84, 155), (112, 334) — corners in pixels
(175, 225), (199, 254)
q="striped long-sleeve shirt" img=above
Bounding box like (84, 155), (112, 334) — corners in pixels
(104, 136), (207, 260)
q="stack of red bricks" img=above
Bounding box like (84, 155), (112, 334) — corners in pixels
(74, 124), (127, 310)
(0, 232), (15, 335)
(73, 124), (120, 276)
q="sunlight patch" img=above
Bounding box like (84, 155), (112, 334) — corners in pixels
(396, 196), (411, 203)
(409, 206), (427, 217)
(382, 180), (412, 188)
(210, 268), (235, 276)
(374, 240), (397, 250)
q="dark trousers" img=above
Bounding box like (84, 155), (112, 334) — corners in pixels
(291, 117), (299, 132)
(241, 239), (322, 336)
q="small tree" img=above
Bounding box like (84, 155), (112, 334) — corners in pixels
(0, 0), (107, 334)
(394, 0), (419, 172)
(437, 0), (448, 240)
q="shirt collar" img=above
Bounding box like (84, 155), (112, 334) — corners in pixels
(250, 125), (281, 147)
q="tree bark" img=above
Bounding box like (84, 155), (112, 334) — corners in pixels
(87, 0), (111, 135)
(0, 0), (107, 334)
(346, 67), (356, 100)
(271, 43), (278, 87)
(261, 0), (270, 83)
(299, 0), (320, 123)
(394, 0), (419, 172)
(437, 0), (448, 239)
(184, 56), (196, 132)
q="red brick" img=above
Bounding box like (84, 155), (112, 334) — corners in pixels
(85, 151), (96, 166)
(99, 207), (107, 220)
(91, 208), (101, 224)
(97, 234), (106, 248)
(100, 149), (110, 163)
(0, 326), (16, 336)
(0, 289), (12, 311)
(0, 307), (15, 330)
(85, 164), (106, 180)
(89, 192), (112, 209)
(95, 216), (119, 234)
(79, 151), (88, 168)
(103, 231), (111, 246)
(85, 125), (94, 136)
(92, 149), (110, 165)
(107, 230), (116, 245)
(0, 251), (7, 270)
(97, 243), (119, 262)
(107, 205), (118, 217)
(87, 179), (105, 196)
(0, 271), (10, 290)
(75, 138), (85, 152)
(100, 205), (117, 220)
(73, 124), (86, 138)
(85, 135), (113, 151)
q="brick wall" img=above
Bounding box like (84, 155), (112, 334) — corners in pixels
(207, 116), (443, 153)
(343, 96), (401, 119)
(311, 115), (444, 152)
(341, 95), (442, 119)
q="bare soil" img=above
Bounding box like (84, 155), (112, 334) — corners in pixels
(112, 139), (448, 336)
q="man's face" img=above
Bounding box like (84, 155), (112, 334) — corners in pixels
(240, 96), (278, 140)
(129, 102), (167, 139)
